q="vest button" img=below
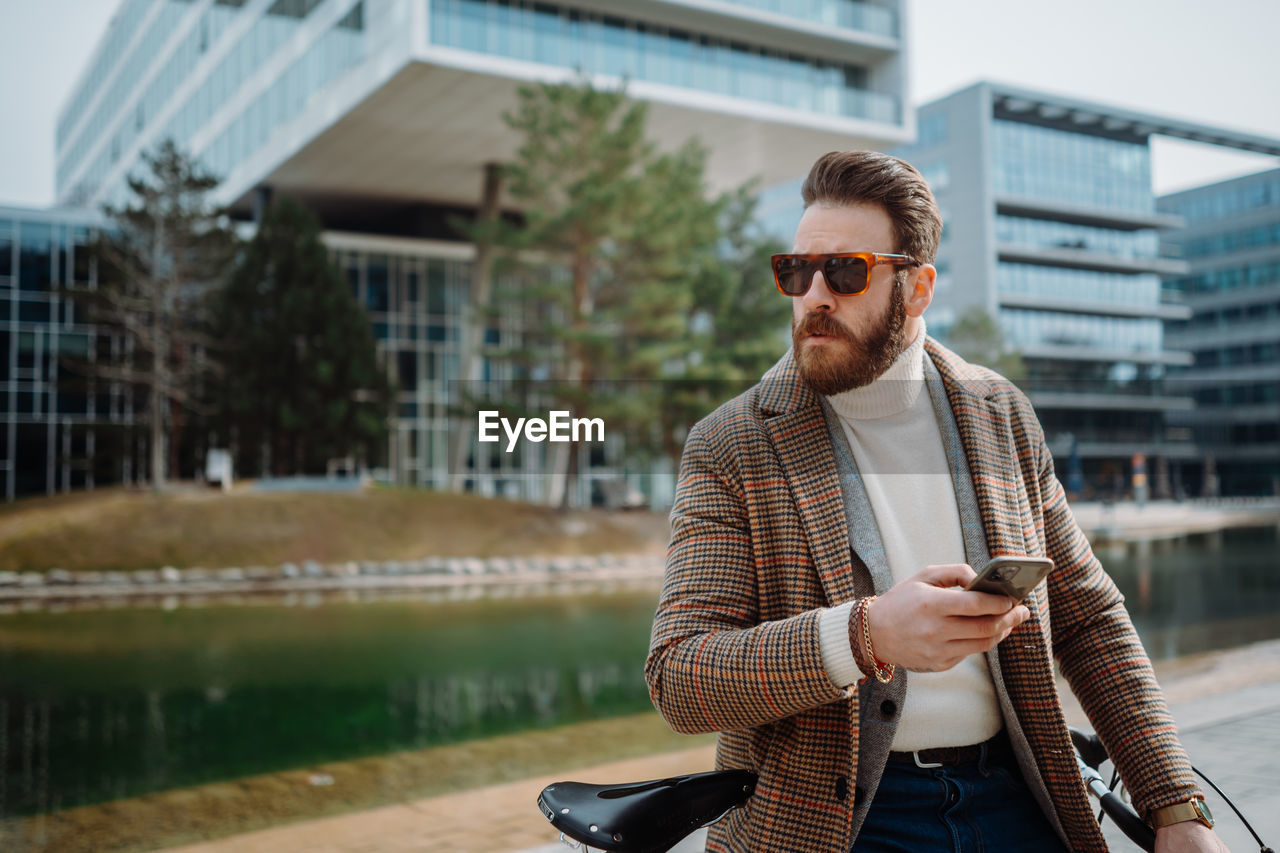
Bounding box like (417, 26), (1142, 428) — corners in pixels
(835, 775), (849, 801)
(880, 699), (897, 718)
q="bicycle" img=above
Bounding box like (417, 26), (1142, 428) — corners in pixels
(537, 727), (1274, 853)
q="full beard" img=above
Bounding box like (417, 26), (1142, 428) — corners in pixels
(792, 283), (908, 396)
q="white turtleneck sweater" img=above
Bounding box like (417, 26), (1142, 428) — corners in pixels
(816, 324), (1004, 750)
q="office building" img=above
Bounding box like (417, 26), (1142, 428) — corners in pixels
(15, 0), (915, 500)
(1159, 168), (1280, 496)
(0, 206), (130, 501)
(887, 82), (1280, 495)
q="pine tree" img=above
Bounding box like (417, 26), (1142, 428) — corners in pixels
(213, 197), (392, 476)
(661, 186), (792, 457)
(87, 139), (237, 489)
(479, 79), (724, 507)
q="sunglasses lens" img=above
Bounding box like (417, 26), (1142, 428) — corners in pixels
(773, 257), (811, 295)
(823, 256), (870, 294)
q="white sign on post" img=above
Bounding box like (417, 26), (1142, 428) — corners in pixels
(206, 449), (233, 492)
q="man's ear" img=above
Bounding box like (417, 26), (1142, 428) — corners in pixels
(904, 264), (936, 318)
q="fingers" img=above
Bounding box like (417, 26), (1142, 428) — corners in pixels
(947, 607), (1030, 641)
(940, 636), (1012, 665)
(914, 565), (1025, 615)
(953, 591), (1027, 617)
(915, 563), (976, 587)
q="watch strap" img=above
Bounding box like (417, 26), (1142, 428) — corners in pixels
(1148, 798), (1212, 829)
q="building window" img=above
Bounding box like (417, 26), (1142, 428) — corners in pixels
(990, 119), (1153, 213)
(917, 113), (947, 148)
(18, 222), (55, 291)
(0, 219), (13, 279)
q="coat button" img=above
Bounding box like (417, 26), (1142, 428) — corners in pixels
(880, 699), (897, 718)
(854, 785), (866, 806)
(835, 775), (848, 801)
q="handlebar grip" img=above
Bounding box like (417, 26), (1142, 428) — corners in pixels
(1098, 790), (1156, 853)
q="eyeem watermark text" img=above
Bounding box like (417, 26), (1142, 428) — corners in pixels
(477, 410), (605, 452)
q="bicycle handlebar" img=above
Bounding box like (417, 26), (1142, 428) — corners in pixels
(1076, 746), (1156, 852)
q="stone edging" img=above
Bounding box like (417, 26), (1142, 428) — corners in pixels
(0, 553), (663, 602)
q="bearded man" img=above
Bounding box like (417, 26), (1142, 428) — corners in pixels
(645, 150), (1227, 852)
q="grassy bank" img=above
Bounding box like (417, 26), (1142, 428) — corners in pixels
(0, 712), (714, 853)
(0, 486), (669, 572)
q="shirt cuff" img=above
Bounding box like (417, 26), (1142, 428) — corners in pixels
(819, 600), (861, 688)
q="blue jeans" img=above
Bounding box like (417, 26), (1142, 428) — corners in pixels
(853, 744), (1067, 852)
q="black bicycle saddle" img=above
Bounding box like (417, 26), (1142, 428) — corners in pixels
(537, 769), (757, 853)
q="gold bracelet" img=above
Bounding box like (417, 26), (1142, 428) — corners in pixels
(848, 598), (873, 677)
(857, 596), (895, 683)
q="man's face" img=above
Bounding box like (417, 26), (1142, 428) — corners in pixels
(790, 203), (911, 395)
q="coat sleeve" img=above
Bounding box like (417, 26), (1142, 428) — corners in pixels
(645, 423), (847, 735)
(1037, 428), (1202, 817)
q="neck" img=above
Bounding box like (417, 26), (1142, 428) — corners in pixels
(825, 320), (927, 420)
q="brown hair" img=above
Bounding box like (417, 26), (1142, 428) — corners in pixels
(801, 150), (942, 265)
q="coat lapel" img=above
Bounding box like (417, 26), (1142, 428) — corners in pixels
(925, 342), (1025, 558)
(818, 397), (893, 594)
(758, 351), (864, 605)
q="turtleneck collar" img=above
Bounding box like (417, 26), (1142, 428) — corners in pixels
(824, 319), (927, 421)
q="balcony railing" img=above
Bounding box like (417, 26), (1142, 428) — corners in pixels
(714, 0), (897, 39)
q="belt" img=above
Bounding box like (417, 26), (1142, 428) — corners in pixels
(887, 732), (1013, 769)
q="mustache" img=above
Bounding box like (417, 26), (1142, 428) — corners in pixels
(794, 312), (855, 342)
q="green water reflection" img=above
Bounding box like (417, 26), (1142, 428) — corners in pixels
(0, 591), (658, 817)
(1, 526), (1278, 819)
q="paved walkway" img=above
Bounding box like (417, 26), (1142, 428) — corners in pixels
(166, 748), (716, 853)
(1119, 682), (1280, 853)
(167, 640), (1280, 853)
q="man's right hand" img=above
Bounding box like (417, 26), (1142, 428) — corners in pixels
(867, 564), (1030, 673)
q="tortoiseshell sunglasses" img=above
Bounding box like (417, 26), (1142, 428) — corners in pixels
(771, 251), (916, 296)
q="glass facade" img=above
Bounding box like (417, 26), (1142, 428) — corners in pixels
(1178, 219), (1280, 258)
(713, 0), (896, 37)
(1025, 359), (1169, 401)
(328, 242), (624, 502)
(59, 0), (367, 206)
(202, 5), (366, 182)
(1160, 168), (1280, 495)
(1171, 301), (1280, 337)
(0, 209), (142, 501)
(991, 120), (1152, 212)
(995, 214), (1158, 259)
(57, 0), (179, 188)
(330, 247), (468, 488)
(999, 308), (1162, 354)
(61, 0), (225, 201)
(997, 263), (1161, 308)
(1166, 259), (1280, 295)
(1166, 173), (1280, 224)
(958, 102), (1192, 493)
(429, 0), (898, 124)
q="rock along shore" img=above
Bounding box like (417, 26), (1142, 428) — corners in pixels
(0, 553), (664, 611)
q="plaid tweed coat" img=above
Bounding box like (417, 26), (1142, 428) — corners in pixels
(645, 338), (1200, 852)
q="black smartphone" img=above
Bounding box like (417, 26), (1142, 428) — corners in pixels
(964, 555), (1054, 601)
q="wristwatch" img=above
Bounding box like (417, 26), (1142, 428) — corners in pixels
(1147, 797), (1214, 830)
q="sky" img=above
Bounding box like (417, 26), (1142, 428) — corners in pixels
(1, 0), (1278, 208)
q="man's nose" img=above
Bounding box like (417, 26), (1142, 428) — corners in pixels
(799, 269), (835, 312)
